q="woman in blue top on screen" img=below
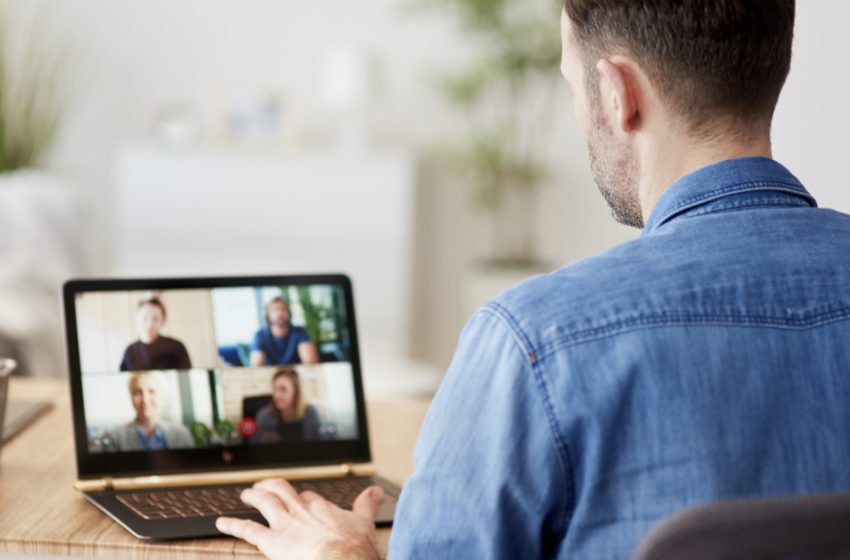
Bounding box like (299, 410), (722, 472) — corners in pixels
(250, 297), (319, 366)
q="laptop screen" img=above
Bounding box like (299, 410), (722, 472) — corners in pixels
(63, 275), (372, 479)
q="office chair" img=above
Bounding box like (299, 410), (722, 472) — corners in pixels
(242, 394), (272, 420)
(218, 344), (250, 366)
(633, 492), (850, 560)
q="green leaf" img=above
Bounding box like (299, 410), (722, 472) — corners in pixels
(438, 65), (492, 106)
(0, 3), (62, 172)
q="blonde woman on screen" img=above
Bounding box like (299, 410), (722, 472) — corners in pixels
(105, 372), (193, 451)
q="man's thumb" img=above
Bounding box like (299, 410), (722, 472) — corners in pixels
(352, 485), (385, 521)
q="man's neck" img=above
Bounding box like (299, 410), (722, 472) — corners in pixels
(638, 134), (773, 223)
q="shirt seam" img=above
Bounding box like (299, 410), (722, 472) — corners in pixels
(537, 308), (850, 360)
(481, 303), (576, 540)
(484, 301), (536, 355)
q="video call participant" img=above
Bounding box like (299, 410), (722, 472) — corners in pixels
(250, 297), (319, 366)
(251, 368), (321, 443)
(105, 372), (194, 451)
(119, 297), (192, 371)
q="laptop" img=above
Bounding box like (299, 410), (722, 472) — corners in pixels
(63, 274), (400, 540)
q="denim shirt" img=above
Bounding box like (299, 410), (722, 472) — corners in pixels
(388, 158), (850, 559)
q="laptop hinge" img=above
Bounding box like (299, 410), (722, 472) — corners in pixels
(74, 462), (377, 492)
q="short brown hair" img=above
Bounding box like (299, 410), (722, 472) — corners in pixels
(265, 296), (289, 312)
(563, 0), (795, 136)
(138, 297), (167, 319)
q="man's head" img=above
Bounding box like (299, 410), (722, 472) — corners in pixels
(560, 0), (795, 227)
(136, 298), (167, 344)
(265, 297), (292, 332)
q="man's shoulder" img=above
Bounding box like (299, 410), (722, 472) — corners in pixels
(484, 240), (643, 348)
(494, 237), (653, 307)
(489, 205), (850, 356)
(106, 423), (134, 436)
(105, 423), (137, 446)
(486, 232), (711, 354)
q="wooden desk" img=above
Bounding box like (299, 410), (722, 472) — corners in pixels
(0, 378), (430, 558)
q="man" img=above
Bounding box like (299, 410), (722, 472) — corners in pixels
(218, 1), (850, 558)
(105, 372), (194, 451)
(119, 297), (191, 371)
(250, 297), (319, 366)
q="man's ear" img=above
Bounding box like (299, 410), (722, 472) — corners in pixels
(596, 57), (640, 134)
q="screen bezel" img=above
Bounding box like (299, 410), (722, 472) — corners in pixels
(63, 274), (372, 480)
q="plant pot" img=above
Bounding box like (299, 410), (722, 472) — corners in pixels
(478, 179), (542, 267)
(462, 260), (551, 321)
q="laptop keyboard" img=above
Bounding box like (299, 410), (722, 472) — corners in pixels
(116, 477), (396, 520)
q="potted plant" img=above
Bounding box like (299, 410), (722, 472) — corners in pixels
(0, 5), (79, 376)
(417, 0), (563, 307)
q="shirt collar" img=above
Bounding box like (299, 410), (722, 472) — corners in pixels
(642, 157), (817, 236)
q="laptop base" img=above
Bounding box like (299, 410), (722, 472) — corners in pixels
(83, 475), (400, 541)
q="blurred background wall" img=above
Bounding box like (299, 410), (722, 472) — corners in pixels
(0, 0), (847, 394)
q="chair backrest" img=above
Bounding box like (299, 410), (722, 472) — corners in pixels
(218, 344), (247, 367)
(242, 394), (272, 420)
(633, 492), (850, 560)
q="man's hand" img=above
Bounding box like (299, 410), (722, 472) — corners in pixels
(216, 478), (385, 560)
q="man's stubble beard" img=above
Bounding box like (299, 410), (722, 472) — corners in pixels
(586, 87), (644, 229)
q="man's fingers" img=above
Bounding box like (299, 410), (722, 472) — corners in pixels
(215, 516), (270, 548)
(299, 489), (337, 519)
(240, 488), (288, 525)
(254, 478), (309, 515)
(352, 485), (385, 522)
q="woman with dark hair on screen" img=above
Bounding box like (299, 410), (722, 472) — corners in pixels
(251, 368), (321, 443)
